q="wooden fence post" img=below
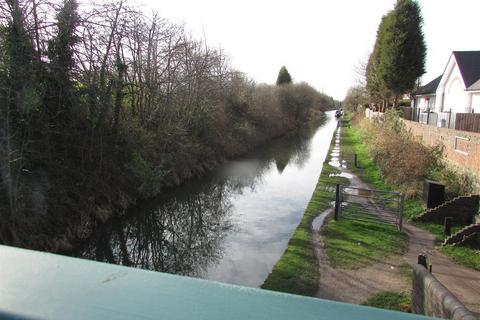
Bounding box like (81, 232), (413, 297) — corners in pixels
(334, 184), (340, 221)
(399, 194), (404, 231)
(444, 217), (452, 236)
(448, 108), (452, 128)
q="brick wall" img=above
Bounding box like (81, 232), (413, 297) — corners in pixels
(444, 224), (480, 245)
(412, 195), (479, 225)
(404, 120), (480, 192)
(412, 264), (476, 320)
(404, 120), (480, 173)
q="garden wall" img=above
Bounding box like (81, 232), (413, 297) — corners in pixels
(403, 120), (480, 190)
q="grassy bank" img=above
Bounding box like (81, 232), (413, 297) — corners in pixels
(322, 120), (408, 269)
(363, 292), (411, 313)
(441, 246), (480, 270)
(261, 126), (349, 296)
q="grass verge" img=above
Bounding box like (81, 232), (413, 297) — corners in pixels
(363, 292), (412, 313)
(413, 222), (463, 243)
(261, 126), (348, 296)
(323, 219), (407, 269)
(441, 245), (480, 271)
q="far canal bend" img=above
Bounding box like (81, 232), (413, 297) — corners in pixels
(68, 111), (339, 288)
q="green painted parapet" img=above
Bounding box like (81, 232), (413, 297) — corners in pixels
(0, 245), (435, 320)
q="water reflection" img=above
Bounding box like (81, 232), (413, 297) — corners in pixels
(73, 181), (233, 277)
(69, 113), (337, 286)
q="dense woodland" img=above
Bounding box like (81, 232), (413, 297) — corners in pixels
(0, 0), (336, 250)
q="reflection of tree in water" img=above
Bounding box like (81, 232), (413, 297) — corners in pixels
(267, 122), (319, 173)
(71, 182), (234, 277)
(69, 120), (322, 276)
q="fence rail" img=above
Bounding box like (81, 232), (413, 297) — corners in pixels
(334, 184), (404, 230)
(455, 113), (480, 132)
(367, 107), (480, 133)
(409, 108), (480, 133)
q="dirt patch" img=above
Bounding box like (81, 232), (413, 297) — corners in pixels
(314, 222), (410, 303)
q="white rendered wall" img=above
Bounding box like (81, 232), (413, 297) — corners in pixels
(437, 59), (469, 113)
(471, 93), (480, 112)
(416, 96), (435, 111)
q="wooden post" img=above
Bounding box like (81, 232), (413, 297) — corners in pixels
(444, 217), (452, 236)
(418, 254), (428, 269)
(354, 154), (358, 168)
(399, 194), (404, 231)
(334, 184), (340, 221)
(448, 108), (452, 128)
(426, 108), (430, 125)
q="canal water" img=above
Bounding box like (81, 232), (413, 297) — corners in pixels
(70, 111), (338, 287)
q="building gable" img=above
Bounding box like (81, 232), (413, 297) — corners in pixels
(453, 51), (480, 89)
(414, 75), (442, 96)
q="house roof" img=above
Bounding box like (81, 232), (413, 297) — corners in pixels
(414, 75), (442, 96)
(453, 51), (480, 89)
(467, 79), (480, 91)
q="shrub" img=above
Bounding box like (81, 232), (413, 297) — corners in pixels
(358, 112), (442, 197)
(358, 110), (475, 198)
(278, 82), (326, 123)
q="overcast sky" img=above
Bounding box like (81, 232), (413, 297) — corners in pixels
(138, 0), (480, 100)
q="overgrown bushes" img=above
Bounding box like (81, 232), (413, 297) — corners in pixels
(355, 110), (473, 198)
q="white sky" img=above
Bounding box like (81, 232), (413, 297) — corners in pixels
(138, 0), (480, 100)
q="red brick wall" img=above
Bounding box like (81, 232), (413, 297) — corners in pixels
(403, 120), (480, 173)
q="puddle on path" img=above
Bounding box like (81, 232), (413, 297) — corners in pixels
(312, 209), (332, 232)
(328, 160), (341, 167)
(328, 172), (354, 179)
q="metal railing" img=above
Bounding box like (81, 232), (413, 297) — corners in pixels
(334, 184), (404, 230)
(410, 108), (480, 133)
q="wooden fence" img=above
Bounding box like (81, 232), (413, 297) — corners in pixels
(399, 107), (413, 120)
(455, 113), (480, 133)
(407, 109), (480, 133)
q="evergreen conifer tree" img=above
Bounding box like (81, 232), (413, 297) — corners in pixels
(276, 66), (292, 85)
(378, 0), (426, 106)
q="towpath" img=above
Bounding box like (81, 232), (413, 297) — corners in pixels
(314, 127), (480, 316)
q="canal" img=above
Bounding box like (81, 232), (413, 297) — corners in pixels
(69, 111), (338, 287)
